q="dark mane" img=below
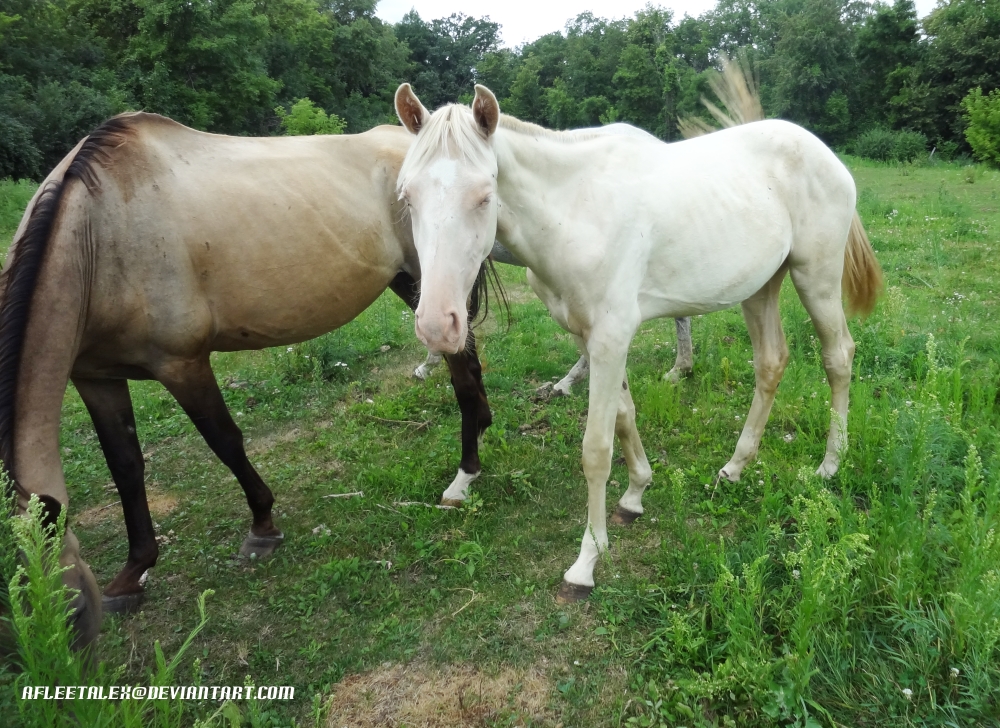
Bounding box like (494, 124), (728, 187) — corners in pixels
(0, 114), (135, 499)
(467, 257), (509, 334)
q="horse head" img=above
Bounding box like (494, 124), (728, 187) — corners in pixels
(395, 83), (501, 354)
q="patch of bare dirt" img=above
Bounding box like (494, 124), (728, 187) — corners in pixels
(246, 426), (306, 456)
(325, 662), (555, 728)
(75, 487), (178, 528)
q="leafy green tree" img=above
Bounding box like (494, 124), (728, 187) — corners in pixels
(892, 0), (1000, 147)
(503, 55), (546, 123)
(275, 97), (346, 135)
(963, 87), (1000, 166)
(475, 48), (520, 101)
(395, 11), (501, 110)
(762, 0), (857, 145)
(116, 0), (279, 133)
(0, 0), (124, 177)
(853, 0), (921, 127)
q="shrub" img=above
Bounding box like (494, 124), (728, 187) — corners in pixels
(853, 127), (929, 163)
(0, 115), (41, 180)
(275, 98), (346, 136)
(962, 86), (1000, 167)
(893, 129), (928, 162)
(854, 127), (896, 161)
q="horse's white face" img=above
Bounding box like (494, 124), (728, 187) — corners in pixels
(395, 84), (500, 354)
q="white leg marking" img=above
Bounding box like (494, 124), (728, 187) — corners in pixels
(441, 468), (479, 503)
(414, 350), (443, 380)
(563, 527), (603, 588)
(553, 355), (590, 397)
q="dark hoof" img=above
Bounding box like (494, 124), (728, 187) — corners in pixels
(610, 506), (642, 526)
(440, 498), (464, 508)
(239, 531), (284, 559)
(102, 591), (144, 615)
(555, 581), (593, 604)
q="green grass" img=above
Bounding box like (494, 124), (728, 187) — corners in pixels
(3, 158), (1000, 726)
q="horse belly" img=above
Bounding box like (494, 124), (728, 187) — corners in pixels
(209, 253), (397, 351)
(638, 228), (791, 320)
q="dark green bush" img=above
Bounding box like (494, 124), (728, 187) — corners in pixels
(0, 115), (41, 180)
(893, 129), (928, 162)
(853, 127), (928, 162)
(854, 127), (897, 160)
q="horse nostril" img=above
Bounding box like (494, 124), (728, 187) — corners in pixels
(447, 310), (461, 336)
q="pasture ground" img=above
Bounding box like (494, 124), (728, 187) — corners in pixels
(2, 158), (1000, 726)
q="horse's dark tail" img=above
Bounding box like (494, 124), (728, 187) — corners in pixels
(0, 115), (135, 497)
(0, 181), (66, 500)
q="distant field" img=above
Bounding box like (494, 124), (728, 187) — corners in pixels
(2, 158), (1000, 726)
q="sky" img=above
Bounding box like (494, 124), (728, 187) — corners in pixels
(376, 0), (941, 48)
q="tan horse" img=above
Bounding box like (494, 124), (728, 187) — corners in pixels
(0, 113), (494, 649)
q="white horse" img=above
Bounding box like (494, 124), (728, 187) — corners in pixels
(393, 83), (881, 600)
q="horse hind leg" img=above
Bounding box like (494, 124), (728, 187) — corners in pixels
(74, 378), (156, 614)
(664, 317), (693, 383)
(790, 267), (855, 478)
(157, 358), (283, 557)
(610, 375), (653, 525)
(719, 268), (789, 482)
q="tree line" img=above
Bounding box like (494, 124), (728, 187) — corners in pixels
(2, 0), (999, 180)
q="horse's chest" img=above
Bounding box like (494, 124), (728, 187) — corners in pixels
(525, 269), (589, 337)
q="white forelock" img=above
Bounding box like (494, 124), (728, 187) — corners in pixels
(397, 105), (496, 195)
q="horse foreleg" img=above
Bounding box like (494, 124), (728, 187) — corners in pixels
(558, 326), (633, 602)
(719, 270), (789, 482)
(157, 358), (282, 558)
(439, 329), (492, 506)
(610, 374), (653, 526)
(664, 317), (693, 382)
(75, 377), (156, 614)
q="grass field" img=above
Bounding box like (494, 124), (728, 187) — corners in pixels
(2, 157), (1000, 727)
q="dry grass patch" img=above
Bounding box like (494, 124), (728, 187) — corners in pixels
(75, 487), (178, 528)
(325, 661), (555, 728)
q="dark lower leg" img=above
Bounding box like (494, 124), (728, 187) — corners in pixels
(391, 270), (493, 475)
(74, 378), (156, 598)
(444, 329), (491, 476)
(159, 359), (280, 542)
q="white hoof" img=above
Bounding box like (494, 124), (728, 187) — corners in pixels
(413, 364), (432, 380)
(551, 380), (573, 397)
(663, 366), (692, 384)
(441, 468), (479, 504)
(717, 465), (740, 483)
(816, 458), (839, 479)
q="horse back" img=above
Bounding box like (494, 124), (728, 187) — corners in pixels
(66, 116), (415, 375)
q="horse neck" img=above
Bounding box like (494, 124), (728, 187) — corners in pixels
(494, 129), (589, 271)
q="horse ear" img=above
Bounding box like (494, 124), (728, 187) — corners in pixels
(395, 83), (429, 134)
(37, 494), (64, 534)
(472, 85), (500, 138)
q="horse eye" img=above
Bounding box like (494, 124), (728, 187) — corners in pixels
(477, 196), (491, 208)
